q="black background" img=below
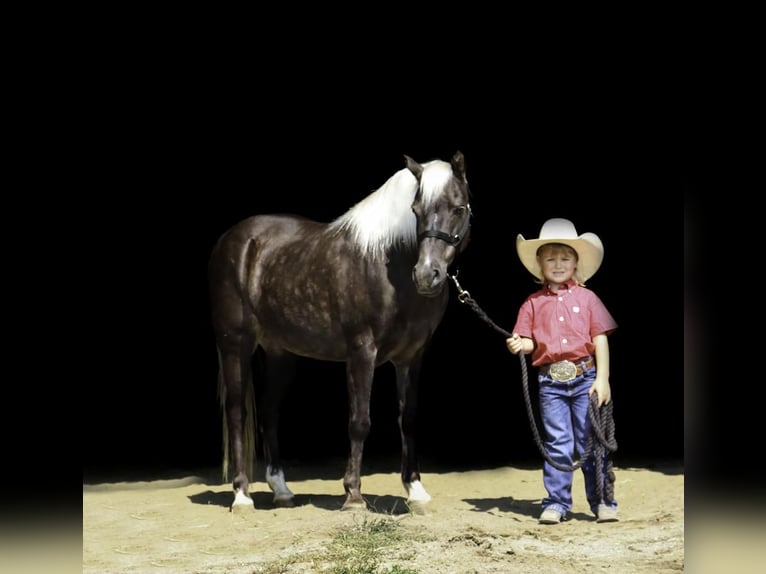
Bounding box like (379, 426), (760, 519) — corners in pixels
(81, 49), (690, 482)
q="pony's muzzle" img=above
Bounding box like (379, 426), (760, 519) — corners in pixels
(412, 261), (447, 297)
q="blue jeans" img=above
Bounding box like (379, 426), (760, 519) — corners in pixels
(538, 366), (618, 517)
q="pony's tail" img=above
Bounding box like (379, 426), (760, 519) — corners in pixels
(218, 352), (257, 484)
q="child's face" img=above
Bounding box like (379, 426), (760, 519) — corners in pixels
(537, 245), (578, 285)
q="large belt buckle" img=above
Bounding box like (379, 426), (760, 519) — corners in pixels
(549, 360), (577, 382)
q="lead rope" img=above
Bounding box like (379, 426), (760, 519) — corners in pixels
(448, 272), (617, 504)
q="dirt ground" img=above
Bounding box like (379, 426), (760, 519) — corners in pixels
(80, 457), (686, 573)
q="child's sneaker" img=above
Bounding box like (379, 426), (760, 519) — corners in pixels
(596, 504), (618, 523)
(539, 508), (562, 524)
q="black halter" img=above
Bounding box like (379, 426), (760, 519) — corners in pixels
(417, 204), (472, 247)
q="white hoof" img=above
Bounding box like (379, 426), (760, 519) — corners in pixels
(405, 480), (431, 514)
(406, 480), (432, 504)
(231, 490), (254, 513)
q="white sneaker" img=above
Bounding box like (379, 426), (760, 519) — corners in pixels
(539, 508), (562, 524)
(596, 504), (618, 523)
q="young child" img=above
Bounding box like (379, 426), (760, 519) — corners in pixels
(505, 218), (618, 524)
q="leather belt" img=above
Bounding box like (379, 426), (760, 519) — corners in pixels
(539, 357), (595, 382)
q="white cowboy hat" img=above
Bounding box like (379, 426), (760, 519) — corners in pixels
(516, 218), (604, 282)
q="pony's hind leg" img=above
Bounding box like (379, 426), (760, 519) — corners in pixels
(260, 351), (296, 507)
(396, 362), (431, 513)
(210, 236), (260, 513)
(217, 336), (258, 514)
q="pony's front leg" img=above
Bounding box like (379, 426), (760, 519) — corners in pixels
(342, 344), (376, 510)
(396, 362), (431, 513)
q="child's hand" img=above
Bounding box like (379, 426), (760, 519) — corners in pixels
(506, 333), (523, 355)
(589, 378), (612, 406)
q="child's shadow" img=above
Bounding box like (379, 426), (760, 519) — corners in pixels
(463, 496), (592, 521)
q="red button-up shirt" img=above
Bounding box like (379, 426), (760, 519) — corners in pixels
(511, 280), (617, 367)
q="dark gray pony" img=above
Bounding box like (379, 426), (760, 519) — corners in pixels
(209, 152), (471, 512)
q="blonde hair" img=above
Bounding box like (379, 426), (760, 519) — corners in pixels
(534, 242), (586, 286)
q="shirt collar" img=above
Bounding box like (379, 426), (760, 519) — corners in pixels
(545, 279), (577, 294)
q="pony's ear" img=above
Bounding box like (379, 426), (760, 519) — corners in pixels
(404, 155), (423, 181)
(451, 151), (466, 181)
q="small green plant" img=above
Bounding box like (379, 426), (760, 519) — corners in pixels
(327, 515), (418, 574)
(253, 515), (419, 574)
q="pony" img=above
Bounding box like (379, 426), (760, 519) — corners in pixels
(208, 151), (472, 512)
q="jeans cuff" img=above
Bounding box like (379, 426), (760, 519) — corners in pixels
(543, 504), (567, 514)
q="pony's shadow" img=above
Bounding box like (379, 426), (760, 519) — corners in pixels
(463, 496), (592, 522)
(188, 490), (409, 514)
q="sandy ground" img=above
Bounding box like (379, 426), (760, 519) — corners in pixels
(79, 458), (688, 573)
